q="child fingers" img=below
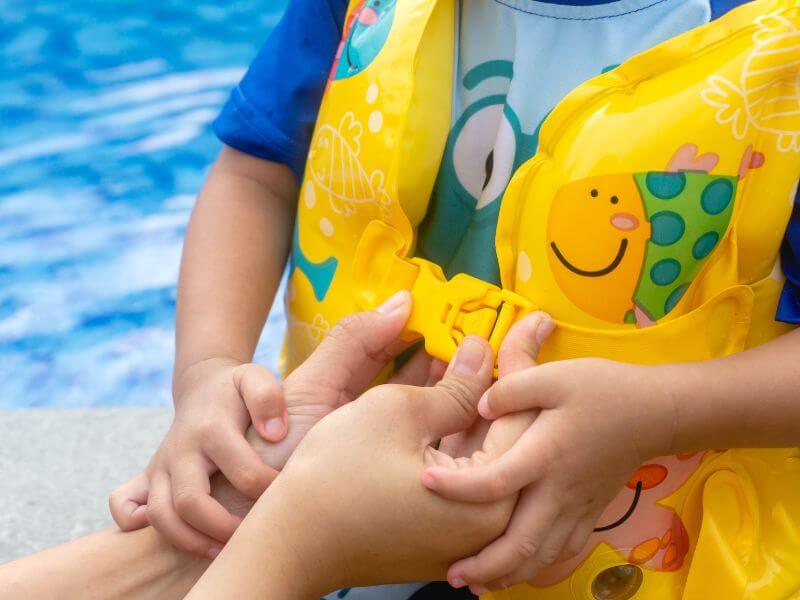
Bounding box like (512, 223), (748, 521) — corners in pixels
(146, 471), (222, 559)
(422, 431), (546, 502)
(487, 518), (578, 591)
(479, 366), (561, 420)
(555, 515), (595, 563)
(171, 459), (242, 543)
(203, 431), (278, 499)
(108, 471), (150, 531)
(449, 487), (560, 590)
(233, 363), (287, 442)
(497, 312), (555, 378)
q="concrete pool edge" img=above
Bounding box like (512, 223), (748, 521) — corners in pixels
(0, 406), (171, 562)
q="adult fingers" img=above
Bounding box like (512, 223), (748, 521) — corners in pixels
(171, 458), (241, 542)
(288, 290), (413, 402)
(479, 363), (564, 420)
(146, 471), (222, 559)
(203, 430), (278, 499)
(496, 312), (555, 379)
(448, 486), (560, 589)
(233, 363), (287, 442)
(413, 335), (494, 444)
(108, 471), (150, 531)
(422, 422), (549, 502)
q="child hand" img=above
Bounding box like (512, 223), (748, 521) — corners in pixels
(110, 291), (424, 558)
(109, 357), (286, 557)
(422, 316), (671, 593)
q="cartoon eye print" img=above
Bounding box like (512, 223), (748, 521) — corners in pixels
(451, 101), (519, 208)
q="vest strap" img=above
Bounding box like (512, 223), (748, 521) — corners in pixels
(353, 220), (533, 369)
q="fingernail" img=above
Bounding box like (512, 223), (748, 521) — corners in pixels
(452, 336), (486, 376)
(207, 546), (222, 560)
(376, 290), (408, 314)
(536, 316), (556, 344)
(450, 577), (466, 589)
(477, 390), (491, 418)
(263, 417), (286, 440)
(470, 585), (489, 595)
(421, 470), (437, 489)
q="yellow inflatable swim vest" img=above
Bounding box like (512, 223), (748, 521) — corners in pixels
(284, 0), (800, 597)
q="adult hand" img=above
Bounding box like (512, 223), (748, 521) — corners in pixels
(189, 334), (516, 599)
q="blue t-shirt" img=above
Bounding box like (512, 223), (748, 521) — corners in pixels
(214, 0), (800, 324)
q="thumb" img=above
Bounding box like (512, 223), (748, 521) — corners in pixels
(415, 335), (494, 444)
(232, 363), (287, 442)
(287, 290), (412, 402)
(496, 311), (555, 378)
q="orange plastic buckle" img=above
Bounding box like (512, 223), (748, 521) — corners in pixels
(353, 221), (533, 369)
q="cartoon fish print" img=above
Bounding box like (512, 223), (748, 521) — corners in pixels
(702, 13), (800, 152)
(546, 144), (765, 326)
(307, 113), (392, 219)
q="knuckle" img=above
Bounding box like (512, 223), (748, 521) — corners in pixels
(488, 467), (511, 497)
(250, 381), (282, 405)
(537, 546), (560, 567)
(196, 419), (217, 440)
(233, 467), (264, 497)
(173, 488), (200, 515)
(145, 501), (166, 525)
(562, 539), (586, 561)
(435, 379), (477, 418)
(515, 536), (540, 561)
(108, 488), (123, 506)
(331, 313), (366, 339)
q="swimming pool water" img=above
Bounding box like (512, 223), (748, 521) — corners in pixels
(0, 0), (289, 408)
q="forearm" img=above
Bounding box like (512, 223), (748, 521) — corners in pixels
(187, 475), (338, 599)
(174, 146), (296, 386)
(0, 527), (208, 600)
(655, 327), (800, 454)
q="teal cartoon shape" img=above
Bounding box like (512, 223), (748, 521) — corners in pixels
(291, 221), (338, 302)
(417, 60), (539, 284)
(334, 0), (397, 80)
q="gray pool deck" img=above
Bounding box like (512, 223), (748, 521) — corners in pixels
(0, 406), (171, 563)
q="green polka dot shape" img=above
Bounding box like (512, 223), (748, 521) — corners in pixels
(632, 172), (737, 322)
(692, 231), (720, 260)
(700, 179), (734, 215)
(650, 211), (685, 246)
(645, 172), (686, 199)
(664, 283), (690, 315)
(650, 259), (681, 286)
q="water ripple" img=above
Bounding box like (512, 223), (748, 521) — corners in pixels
(1, 0), (288, 407)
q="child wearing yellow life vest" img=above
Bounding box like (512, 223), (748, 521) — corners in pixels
(110, 0), (800, 598)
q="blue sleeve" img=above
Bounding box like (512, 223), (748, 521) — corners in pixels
(214, 0), (349, 181)
(777, 191), (800, 324)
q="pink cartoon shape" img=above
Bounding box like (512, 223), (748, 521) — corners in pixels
(533, 452), (705, 586)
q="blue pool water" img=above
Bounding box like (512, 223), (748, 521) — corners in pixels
(0, 0), (289, 408)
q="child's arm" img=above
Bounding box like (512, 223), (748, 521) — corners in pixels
(423, 323), (800, 593)
(175, 145), (295, 427)
(109, 147), (297, 557)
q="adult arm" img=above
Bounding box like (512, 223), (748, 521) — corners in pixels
(187, 333), (513, 598)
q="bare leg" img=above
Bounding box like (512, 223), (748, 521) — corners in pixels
(0, 436), (268, 599)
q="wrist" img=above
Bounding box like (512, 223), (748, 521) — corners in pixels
(190, 474), (345, 598)
(172, 356), (242, 402)
(645, 361), (715, 456)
